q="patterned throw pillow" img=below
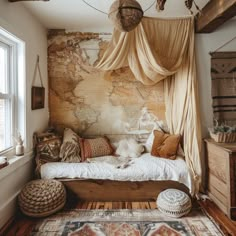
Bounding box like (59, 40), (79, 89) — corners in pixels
(37, 137), (61, 160)
(34, 134), (62, 178)
(35, 154), (58, 179)
(79, 137), (114, 162)
(59, 128), (81, 162)
(151, 130), (180, 160)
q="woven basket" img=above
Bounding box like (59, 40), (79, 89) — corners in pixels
(157, 189), (192, 218)
(18, 179), (66, 217)
(108, 0), (143, 32)
(209, 130), (236, 143)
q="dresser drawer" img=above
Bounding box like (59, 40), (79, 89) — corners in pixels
(208, 173), (227, 207)
(207, 149), (228, 183)
(205, 139), (236, 220)
(208, 173), (227, 197)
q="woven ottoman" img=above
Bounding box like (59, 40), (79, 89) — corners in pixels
(18, 179), (66, 217)
(156, 188), (192, 218)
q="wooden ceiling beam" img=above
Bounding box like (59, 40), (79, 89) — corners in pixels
(195, 0), (236, 33)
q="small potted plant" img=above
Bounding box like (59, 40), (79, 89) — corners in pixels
(209, 121), (236, 143)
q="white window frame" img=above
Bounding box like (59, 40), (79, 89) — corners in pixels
(0, 40), (13, 152)
(0, 27), (26, 156)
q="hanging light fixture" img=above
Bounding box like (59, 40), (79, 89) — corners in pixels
(108, 0), (144, 32)
(80, 0), (201, 32)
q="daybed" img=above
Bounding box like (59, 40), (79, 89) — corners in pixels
(35, 130), (193, 201)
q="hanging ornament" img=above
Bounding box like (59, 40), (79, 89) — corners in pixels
(156, 0), (167, 11)
(108, 0), (143, 32)
(185, 0), (193, 9)
(185, 0), (201, 15)
(185, 0), (194, 14)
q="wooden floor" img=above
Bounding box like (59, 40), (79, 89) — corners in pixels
(199, 200), (236, 236)
(2, 200), (236, 236)
(75, 201), (158, 210)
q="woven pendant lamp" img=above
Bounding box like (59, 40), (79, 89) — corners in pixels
(108, 0), (143, 32)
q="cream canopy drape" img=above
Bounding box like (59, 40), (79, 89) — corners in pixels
(96, 16), (202, 194)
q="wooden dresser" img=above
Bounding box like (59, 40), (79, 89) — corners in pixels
(204, 139), (236, 220)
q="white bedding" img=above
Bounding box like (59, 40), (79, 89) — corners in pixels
(40, 153), (194, 194)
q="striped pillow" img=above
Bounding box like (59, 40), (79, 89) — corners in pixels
(79, 137), (114, 162)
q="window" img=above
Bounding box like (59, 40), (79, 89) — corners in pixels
(0, 41), (13, 152)
(0, 27), (25, 154)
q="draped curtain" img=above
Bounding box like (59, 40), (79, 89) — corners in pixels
(96, 16), (202, 194)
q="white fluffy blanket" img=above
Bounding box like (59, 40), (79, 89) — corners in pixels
(40, 153), (194, 194)
(87, 156), (134, 169)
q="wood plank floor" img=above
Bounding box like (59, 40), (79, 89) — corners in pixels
(2, 200), (236, 236)
(199, 200), (236, 236)
(76, 201), (156, 210)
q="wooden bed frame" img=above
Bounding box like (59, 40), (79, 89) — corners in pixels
(61, 179), (190, 201)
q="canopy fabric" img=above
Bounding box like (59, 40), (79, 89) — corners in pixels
(96, 16), (202, 194)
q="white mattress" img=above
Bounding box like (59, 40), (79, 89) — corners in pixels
(40, 153), (194, 194)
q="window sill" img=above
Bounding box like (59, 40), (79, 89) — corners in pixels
(0, 151), (33, 180)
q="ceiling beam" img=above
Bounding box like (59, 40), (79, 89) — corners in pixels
(195, 0), (236, 33)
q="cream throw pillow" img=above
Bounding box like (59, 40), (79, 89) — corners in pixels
(145, 131), (155, 153)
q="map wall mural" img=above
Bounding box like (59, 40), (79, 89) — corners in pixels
(48, 30), (165, 138)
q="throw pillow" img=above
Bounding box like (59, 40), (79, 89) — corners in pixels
(79, 137), (114, 161)
(151, 130), (180, 160)
(59, 128), (81, 162)
(146, 130), (185, 157)
(145, 131), (155, 153)
(34, 134), (62, 178)
(116, 138), (144, 158)
(36, 137), (61, 160)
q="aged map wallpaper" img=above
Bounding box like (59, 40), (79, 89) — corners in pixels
(48, 30), (165, 138)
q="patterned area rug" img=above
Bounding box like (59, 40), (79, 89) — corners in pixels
(31, 208), (224, 236)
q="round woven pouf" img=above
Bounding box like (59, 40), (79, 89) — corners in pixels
(157, 189), (192, 218)
(18, 179), (66, 217)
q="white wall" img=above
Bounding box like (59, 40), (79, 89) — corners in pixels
(196, 19), (236, 138)
(0, 1), (48, 229)
(0, 154), (33, 230)
(195, 19), (236, 190)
